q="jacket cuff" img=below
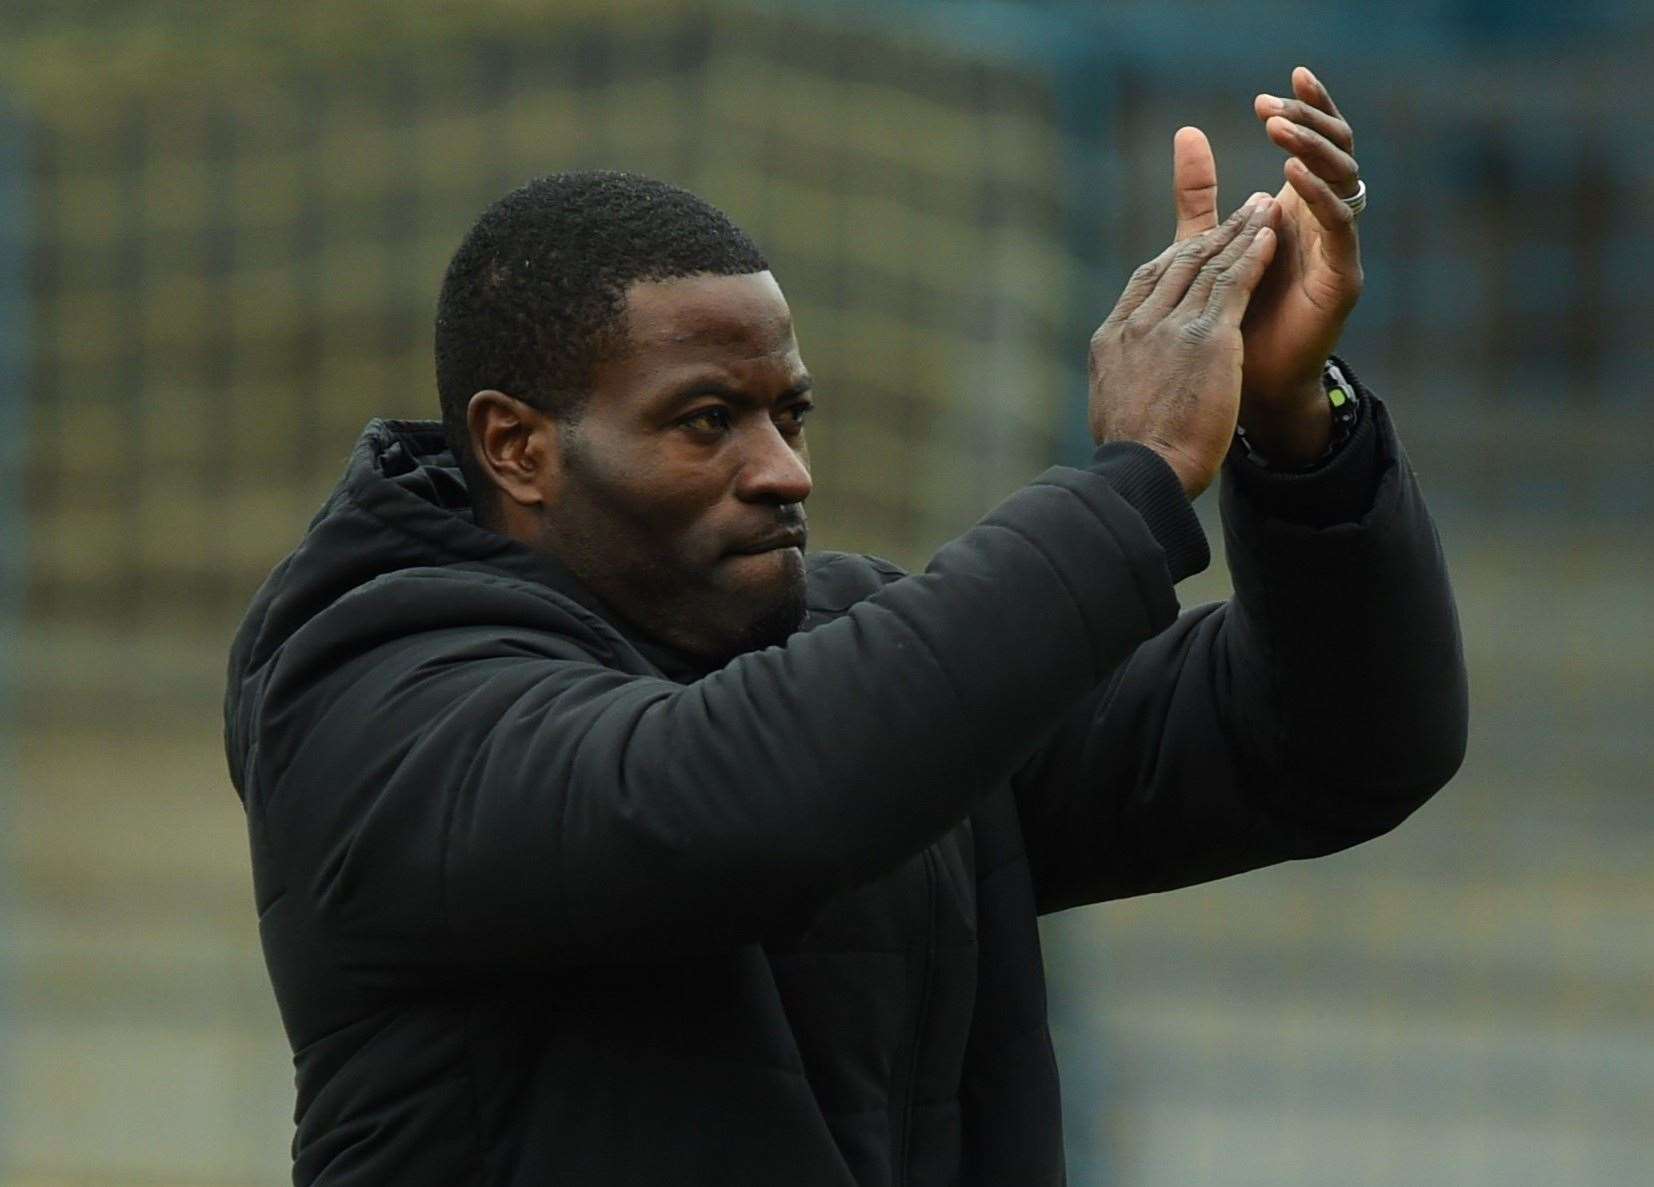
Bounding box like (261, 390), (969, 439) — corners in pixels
(1224, 360), (1384, 529)
(1087, 442), (1210, 583)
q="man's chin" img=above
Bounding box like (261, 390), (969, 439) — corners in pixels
(716, 548), (808, 658)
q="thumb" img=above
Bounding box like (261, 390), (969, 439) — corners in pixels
(1173, 126), (1220, 241)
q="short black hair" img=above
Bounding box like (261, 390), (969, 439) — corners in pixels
(434, 170), (769, 513)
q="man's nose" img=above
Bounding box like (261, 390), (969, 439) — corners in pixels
(734, 421), (812, 505)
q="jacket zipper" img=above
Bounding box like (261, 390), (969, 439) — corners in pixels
(893, 846), (939, 1184)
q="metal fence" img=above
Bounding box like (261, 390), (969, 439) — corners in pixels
(16, 4), (1073, 647)
(3, 2), (1651, 1184)
(15, 5), (1654, 634)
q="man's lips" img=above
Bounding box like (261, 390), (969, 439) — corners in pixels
(727, 527), (807, 556)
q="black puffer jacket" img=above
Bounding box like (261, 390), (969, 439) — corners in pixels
(225, 384), (1466, 1187)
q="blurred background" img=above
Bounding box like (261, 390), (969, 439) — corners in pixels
(1, 1), (1650, 1184)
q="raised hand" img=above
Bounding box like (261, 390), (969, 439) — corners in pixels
(1089, 198), (1282, 499)
(1173, 67), (1364, 464)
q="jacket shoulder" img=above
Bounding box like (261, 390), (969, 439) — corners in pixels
(248, 565), (640, 761)
(315, 564), (630, 664)
(804, 551), (905, 619)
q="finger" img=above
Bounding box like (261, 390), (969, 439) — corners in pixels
(1253, 92), (1353, 152)
(1136, 201), (1255, 321)
(1292, 65), (1345, 122)
(1283, 156), (1360, 262)
(1206, 224), (1279, 324)
(1178, 198), (1278, 312)
(1172, 126), (1219, 241)
(1265, 116), (1360, 198)
(1105, 238), (1187, 323)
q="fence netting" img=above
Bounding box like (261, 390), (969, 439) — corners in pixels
(4, 3), (1650, 1185)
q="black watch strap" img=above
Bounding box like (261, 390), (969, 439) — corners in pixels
(1233, 359), (1362, 470)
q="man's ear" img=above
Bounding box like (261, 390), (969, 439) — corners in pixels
(466, 390), (562, 513)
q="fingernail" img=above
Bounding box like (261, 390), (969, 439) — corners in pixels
(1259, 94), (1283, 112)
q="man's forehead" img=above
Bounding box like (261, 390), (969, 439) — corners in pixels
(623, 272), (796, 353)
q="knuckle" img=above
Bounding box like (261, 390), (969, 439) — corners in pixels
(1210, 239), (1250, 271)
(1091, 322), (1125, 351)
(1175, 316), (1215, 343)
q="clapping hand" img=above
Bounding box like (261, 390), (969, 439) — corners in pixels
(1172, 67), (1364, 464)
(1089, 199), (1282, 500)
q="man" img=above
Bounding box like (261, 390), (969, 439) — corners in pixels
(226, 68), (1466, 1186)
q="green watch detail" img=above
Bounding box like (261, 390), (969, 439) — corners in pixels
(1234, 358), (1361, 470)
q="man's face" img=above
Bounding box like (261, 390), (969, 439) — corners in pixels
(537, 271), (814, 663)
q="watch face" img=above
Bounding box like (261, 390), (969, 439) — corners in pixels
(1323, 362), (1359, 429)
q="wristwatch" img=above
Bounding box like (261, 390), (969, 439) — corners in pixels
(1233, 358), (1361, 470)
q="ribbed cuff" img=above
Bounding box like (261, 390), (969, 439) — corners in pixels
(1225, 358), (1384, 528)
(1088, 442), (1211, 583)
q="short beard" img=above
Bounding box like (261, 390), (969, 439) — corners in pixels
(545, 425), (809, 665)
(716, 572), (808, 663)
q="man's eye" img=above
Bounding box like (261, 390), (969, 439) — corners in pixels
(681, 407), (732, 433)
(780, 402), (814, 432)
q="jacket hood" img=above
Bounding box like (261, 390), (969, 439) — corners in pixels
(224, 418), (614, 799)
